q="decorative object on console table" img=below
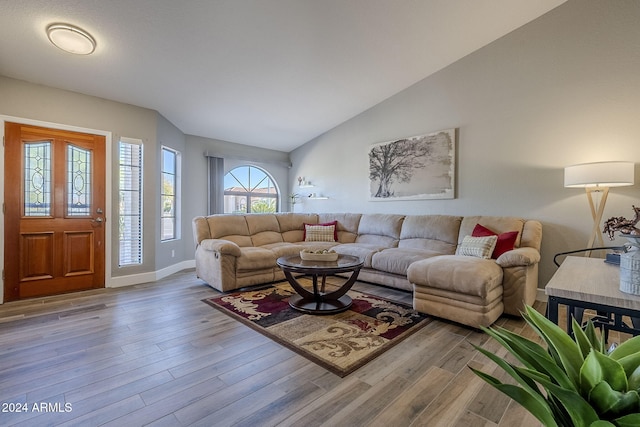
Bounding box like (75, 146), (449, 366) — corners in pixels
(604, 205), (640, 295)
(564, 161), (634, 256)
(620, 234), (640, 295)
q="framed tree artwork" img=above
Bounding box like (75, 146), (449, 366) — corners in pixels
(368, 128), (456, 201)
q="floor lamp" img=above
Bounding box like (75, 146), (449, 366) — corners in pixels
(564, 161), (635, 256)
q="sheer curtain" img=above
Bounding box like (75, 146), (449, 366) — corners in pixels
(207, 155), (224, 215)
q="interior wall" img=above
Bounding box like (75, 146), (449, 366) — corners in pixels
(156, 114), (187, 270)
(0, 75), (159, 281)
(290, 0), (640, 288)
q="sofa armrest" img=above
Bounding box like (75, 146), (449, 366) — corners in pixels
(496, 247), (540, 268)
(199, 239), (242, 257)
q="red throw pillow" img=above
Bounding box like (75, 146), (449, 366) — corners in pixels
(302, 221), (338, 241)
(472, 224), (519, 259)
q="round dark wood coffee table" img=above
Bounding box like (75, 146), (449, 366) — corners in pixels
(276, 254), (364, 314)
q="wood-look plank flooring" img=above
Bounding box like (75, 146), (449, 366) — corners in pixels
(0, 269), (625, 426)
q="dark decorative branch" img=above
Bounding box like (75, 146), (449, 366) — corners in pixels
(603, 205), (640, 240)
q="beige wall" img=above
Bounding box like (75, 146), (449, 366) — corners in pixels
(290, 0), (640, 288)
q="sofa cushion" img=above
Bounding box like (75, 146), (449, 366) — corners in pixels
(456, 235), (498, 259)
(398, 215), (461, 253)
(355, 213), (404, 247)
(472, 223), (519, 259)
(236, 247), (277, 271)
(408, 255), (503, 297)
(371, 248), (443, 276)
(277, 213), (318, 243)
(260, 242), (304, 258)
(246, 214), (283, 246)
(318, 213), (361, 243)
(303, 221), (338, 242)
(205, 215), (253, 247)
(332, 243), (382, 268)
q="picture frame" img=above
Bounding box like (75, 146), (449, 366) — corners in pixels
(368, 128), (456, 201)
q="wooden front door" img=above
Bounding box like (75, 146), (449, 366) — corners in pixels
(4, 122), (106, 301)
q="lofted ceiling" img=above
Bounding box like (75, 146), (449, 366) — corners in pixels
(0, 0), (565, 152)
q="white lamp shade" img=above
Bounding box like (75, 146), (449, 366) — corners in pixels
(564, 161), (635, 188)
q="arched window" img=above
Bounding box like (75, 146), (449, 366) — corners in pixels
(223, 165), (279, 213)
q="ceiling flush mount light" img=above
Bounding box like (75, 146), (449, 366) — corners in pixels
(46, 23), (96, 55)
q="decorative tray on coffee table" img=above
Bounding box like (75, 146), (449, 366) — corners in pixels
(299, 250), (338, 261)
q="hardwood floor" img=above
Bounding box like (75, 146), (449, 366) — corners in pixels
(0, 270), (551, 426)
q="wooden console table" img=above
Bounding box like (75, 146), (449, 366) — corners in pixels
(545, 256), (640, 337)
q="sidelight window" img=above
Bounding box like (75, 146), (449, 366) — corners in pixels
(161, 146), (180, 241)
(119, 138), (143, 265)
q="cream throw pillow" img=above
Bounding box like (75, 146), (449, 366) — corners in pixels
(304, 224), (336, 242)
(456, 235), (498, 259)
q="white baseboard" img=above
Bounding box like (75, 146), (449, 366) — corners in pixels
(108, 260), (196, 288)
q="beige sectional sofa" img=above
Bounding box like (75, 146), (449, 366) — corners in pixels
(192, 212), (542, 328)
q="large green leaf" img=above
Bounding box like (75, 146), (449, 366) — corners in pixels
(481, 325), (575, 390)
(606, 389), (639, 419)
(469, 367), (558, 427)
(573, 318), (603, 358)
(609, 335), (640, 361)
(589, 421), (616, 427)
(614, 350), (640, 376)
(535, 374), (601, 426)
(627, 365), (640, 391)
(524, 306), (584, 387)
(584, 320), (605, 354)
(581, 351), (628, 395)
(472, 343), (545, 396)
(614, 412), (640, 427)
(589, 382), (639, 418)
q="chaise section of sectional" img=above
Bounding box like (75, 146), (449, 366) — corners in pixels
(407, 216), (542, 328)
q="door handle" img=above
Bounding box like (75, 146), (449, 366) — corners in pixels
(92, 217), (104, 224)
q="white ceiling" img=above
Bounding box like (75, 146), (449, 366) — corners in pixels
(0, 0), (566, 152)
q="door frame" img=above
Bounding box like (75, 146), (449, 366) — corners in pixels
(0, 115), (113, 304)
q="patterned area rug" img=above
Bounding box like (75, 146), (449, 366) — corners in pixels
(202, 282), (432, 377)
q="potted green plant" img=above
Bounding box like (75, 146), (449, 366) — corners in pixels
(470, 306), (640, 426)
